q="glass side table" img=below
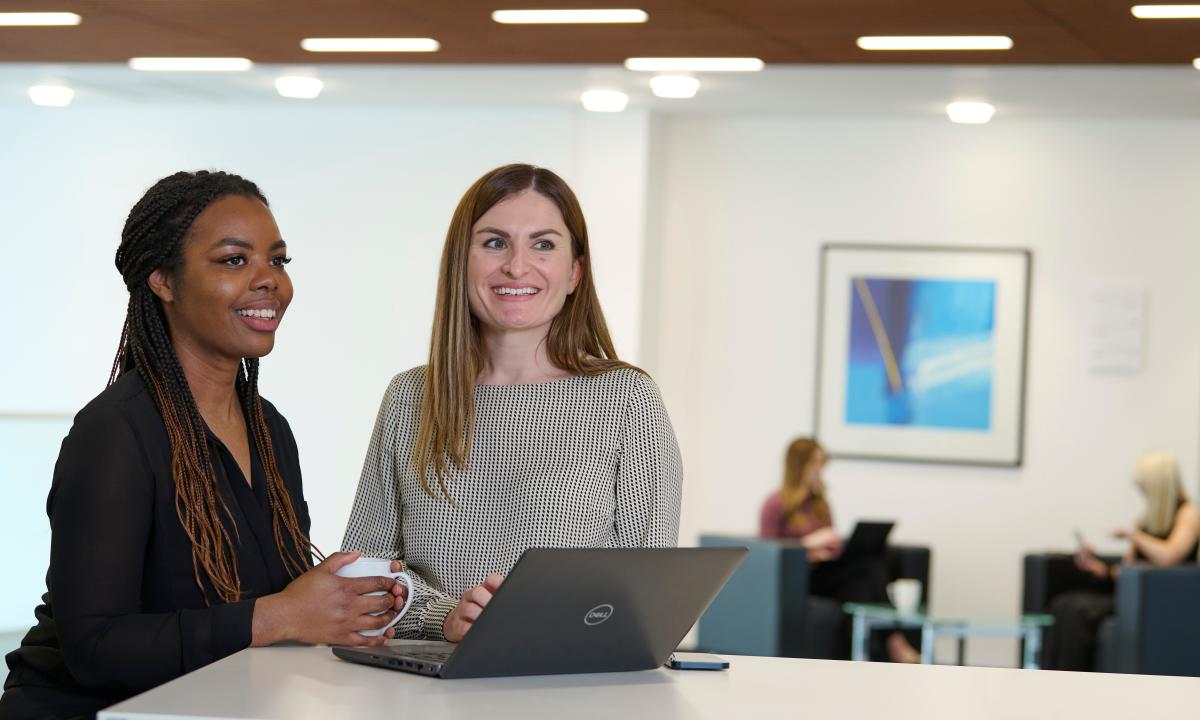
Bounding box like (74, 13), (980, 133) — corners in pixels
(843, 602), (1054, 669)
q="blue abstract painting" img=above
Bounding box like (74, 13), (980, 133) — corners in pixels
(845, 277), (996, 430)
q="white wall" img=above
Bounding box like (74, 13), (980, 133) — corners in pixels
(644, 114), (1200, 666)
(0, 102), (650, 630)
(3, 67), (1199, 669)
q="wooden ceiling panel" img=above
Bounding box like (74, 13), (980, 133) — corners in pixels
(1036, 0), (1200, 63)
(733, 0), (1047, 28)
(791, 31), (1103, 64)
(0, 0), (1198, 64)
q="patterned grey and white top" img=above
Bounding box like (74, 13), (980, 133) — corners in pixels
(341, 365), (682, 640)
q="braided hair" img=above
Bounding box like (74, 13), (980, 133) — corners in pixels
(110, 170), (315, 604)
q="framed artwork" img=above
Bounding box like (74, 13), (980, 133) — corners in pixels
(815, 244), (1031, 466)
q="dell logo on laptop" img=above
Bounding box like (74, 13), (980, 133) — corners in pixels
(584, 604), (614, 626)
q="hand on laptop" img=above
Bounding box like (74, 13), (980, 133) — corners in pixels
(444, 574), (505, 642)
(802, 527), (844, 563)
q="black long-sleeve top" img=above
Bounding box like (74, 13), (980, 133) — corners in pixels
(1, 371), (309, 720)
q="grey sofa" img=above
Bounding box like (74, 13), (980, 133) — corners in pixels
(1022, 552), (1200, 676)
(697, 534), (931, 659)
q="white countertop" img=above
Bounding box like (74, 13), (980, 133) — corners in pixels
(99, 643), (1200, 720)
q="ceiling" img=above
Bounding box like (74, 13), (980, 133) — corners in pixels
(4, 1), (1200, 66)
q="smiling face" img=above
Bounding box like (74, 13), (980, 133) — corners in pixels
(149, 194), (293, 365)
(466, 189), (581, 337)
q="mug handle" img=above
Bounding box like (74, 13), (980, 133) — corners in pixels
(379, 571), (415, 633)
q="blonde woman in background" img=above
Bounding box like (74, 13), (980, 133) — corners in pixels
(342, 164), (682, 644)
(1043, 451), (1200, 671)
(760, 437), (919, 662)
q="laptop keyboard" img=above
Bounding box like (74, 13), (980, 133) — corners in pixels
(399, 649), (454, 662)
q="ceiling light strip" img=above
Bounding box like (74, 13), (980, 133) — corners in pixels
(0, 12), (81, 26)
(301, 38), (439, 52)
(1132, 5), (1200, 18)
(129, 57), (253, 72)
(624, 57), (763, 72)
(493, 9), (648, 24)
(857, 36), (1014, 51)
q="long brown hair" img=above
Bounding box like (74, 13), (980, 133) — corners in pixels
(111, 170), (315, 604)
(414, 163), (636, 498)
(781, 438), (831, 529)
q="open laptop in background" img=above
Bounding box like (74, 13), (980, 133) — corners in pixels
(840, 520), (895, 558)
(333, 547), (746, 679)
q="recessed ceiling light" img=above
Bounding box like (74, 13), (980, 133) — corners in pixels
(1191, 57), (1200, 68)
(1132, 5), (1200, 18)
(300, 38), (440, 52)
(857, 36), (1014, 51)
(581, 90), (628, 112)
(492, 9), (648, 24)
(275, 76), (323, 99)
(0, 12), (81, 26)
(649, 75), (700, 99)
(946, 101), (996, 124)
(129, 57), (253, 71)
(28, 85), (74, 107)
(624, 57), (763, 72)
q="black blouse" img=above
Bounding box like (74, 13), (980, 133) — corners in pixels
(1134, 499), (1199, 563)
(1, 371), (310, 720)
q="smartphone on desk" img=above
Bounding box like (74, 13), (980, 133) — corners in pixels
(666, 652), (729, 670)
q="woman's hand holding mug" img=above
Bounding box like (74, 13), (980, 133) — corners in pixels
(333, 554), (415, 637)
(252, 551), (413, 647)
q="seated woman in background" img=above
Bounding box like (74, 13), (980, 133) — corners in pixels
(760, 437), (918, 663)
(342, 163), (682, 643)
(1042, 451), (1200, 671)
(1, 171), (405, 720)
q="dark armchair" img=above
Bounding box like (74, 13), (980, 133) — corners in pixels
(697, 534), (931, 659)
(1022, 553), (1200, 676)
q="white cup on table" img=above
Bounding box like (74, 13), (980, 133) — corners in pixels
(887, 578), (922, 616)
(335, 557), (416, 637)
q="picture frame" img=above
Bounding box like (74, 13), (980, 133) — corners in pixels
(815, 244), (1031, 466)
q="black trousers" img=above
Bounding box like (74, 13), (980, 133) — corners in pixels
(1041, 589), (1115, 671)
(810, 553), (895, 660)
(810, 552), (891, 604)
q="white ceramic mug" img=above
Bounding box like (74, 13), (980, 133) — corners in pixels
(887, 578), (922, 616)
(335, 557), (416, 637)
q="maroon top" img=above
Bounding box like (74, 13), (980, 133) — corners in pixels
(759, 490), (833, 539)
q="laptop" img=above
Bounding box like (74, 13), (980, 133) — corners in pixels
(840, 520), (895, 558)
(332, 547), (747, 679)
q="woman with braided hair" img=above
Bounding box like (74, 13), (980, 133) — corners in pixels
(1, 170), (405, 720)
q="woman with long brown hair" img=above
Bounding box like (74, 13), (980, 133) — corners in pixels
(760, 437), (918, 662)
(342, 163), (682, 643)
(760, 438), (839, 555)
(1, 171), (404, 720)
